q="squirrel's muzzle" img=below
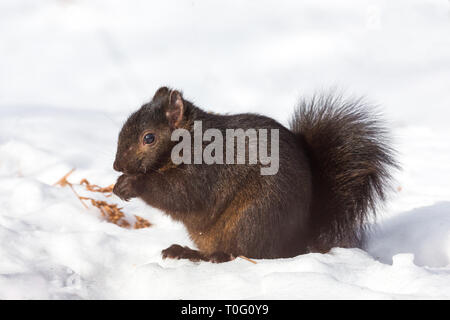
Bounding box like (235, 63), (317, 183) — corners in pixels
(113, 159), (124, 173)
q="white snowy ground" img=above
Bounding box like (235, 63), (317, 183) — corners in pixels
(0, 0), (450, 299)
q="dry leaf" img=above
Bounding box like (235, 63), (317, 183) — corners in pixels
(54, 169), (152, 229)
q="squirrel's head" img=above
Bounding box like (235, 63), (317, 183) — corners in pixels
(113, 87), (189, 174)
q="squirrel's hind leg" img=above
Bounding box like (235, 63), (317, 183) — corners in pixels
(161, 244), (234, 263)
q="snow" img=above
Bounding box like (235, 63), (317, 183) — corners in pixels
(0, 0), (449, 299)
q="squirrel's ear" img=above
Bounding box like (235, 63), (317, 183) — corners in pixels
(153, 86), (170, 100)
(165, 90), (184, 129)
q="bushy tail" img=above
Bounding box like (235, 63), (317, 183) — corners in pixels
(290, 93), (398, 252)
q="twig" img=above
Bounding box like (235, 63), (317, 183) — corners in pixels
(54, 168), (88, 208)
(53, 168), (76, 187)
(80, 178), (114, 196)
(238, 255), (257, 264)
(69, 184), (89, 209)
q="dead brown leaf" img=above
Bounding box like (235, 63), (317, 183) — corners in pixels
(54, 169), (152, 229)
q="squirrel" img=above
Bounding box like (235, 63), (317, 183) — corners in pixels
(113, 87), (397, 263)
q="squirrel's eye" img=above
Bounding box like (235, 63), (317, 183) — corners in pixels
(143, 133), (155, 145)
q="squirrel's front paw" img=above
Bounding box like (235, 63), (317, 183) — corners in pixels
(113, 174), (141, 201)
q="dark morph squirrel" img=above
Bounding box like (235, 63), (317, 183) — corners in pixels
(113, 87), (397, 263)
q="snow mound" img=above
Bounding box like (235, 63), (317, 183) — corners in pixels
(367, 202), (450, 268)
